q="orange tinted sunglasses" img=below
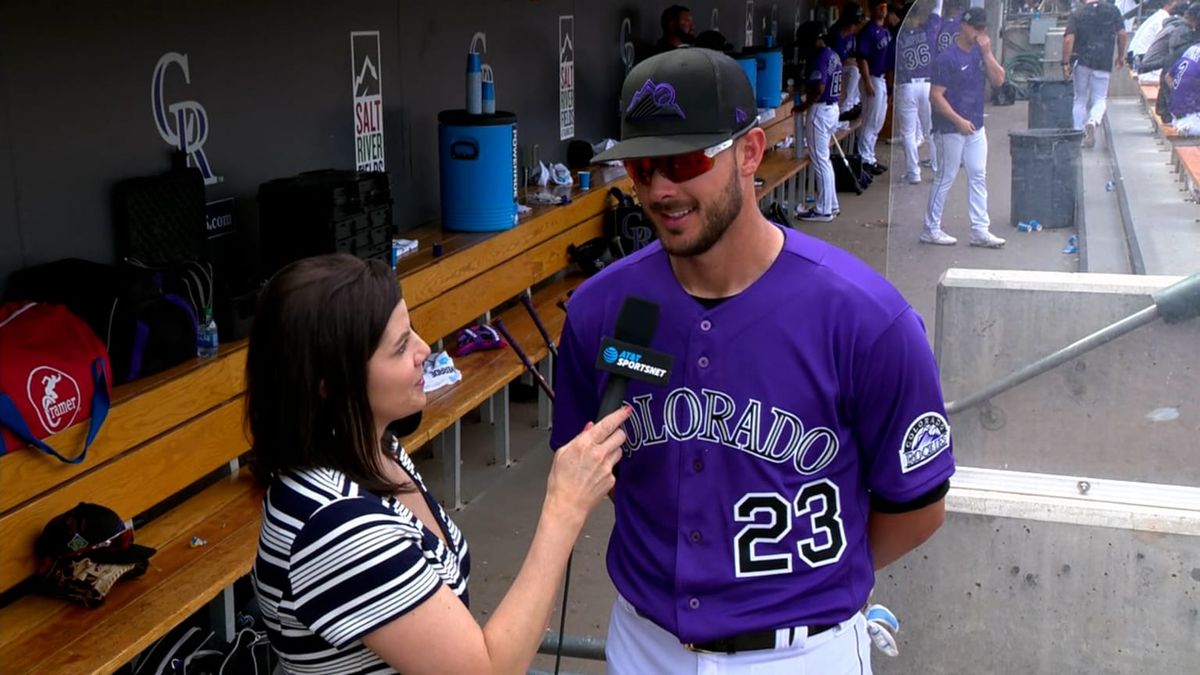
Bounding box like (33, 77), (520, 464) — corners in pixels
(623, 137), (737, 186)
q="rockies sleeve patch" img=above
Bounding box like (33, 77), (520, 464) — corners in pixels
(900, 412), (951, 473)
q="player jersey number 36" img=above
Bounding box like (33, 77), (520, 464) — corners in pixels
(902, 43), (932, 71)
(734, 478), (846, 577)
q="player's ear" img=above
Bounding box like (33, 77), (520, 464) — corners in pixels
(737, 127), (767, 177)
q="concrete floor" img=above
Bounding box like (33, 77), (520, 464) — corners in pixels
(411, 97), (1128, 674)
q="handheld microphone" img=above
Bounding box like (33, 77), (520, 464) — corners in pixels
(595, 297), (674, 419)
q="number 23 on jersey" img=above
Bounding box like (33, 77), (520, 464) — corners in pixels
(733, 478), (847, 578)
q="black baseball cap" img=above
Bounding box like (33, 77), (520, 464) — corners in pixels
(594, 48), (758, 162)
(797, 20), (830, 45)
(963, 7), (989, 27)
(36, 502), (156, 565)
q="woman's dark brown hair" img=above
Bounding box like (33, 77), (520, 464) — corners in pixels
(245, 254), (410, 493)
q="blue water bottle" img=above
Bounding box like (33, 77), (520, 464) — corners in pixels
(196, 306), (219, 359)
(466, 52), (482, 114)
(482, 65), (496, 114)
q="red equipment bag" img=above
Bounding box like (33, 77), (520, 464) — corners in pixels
(0, 302), (112, 463)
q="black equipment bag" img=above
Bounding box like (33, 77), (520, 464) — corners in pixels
(833, 154), (874, 193)
(5, 259), (199, 385)
(257, 169), (394, 279)
(113, 163), (209, 268)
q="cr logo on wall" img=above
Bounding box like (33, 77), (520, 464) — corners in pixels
(152, 52), (220, 185)
(559, 15), (575, 141)
(352, 31), (385, 172)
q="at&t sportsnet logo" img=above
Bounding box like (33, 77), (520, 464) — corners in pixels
(900, 412), (950, 473)
(603, 346), (668, 379)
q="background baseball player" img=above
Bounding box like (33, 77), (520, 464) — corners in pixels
(1165, 42), (1200, 135)
(830, 6), (868, 125)
(856, 1), (893, 175)
(936, 0), (966, 56)
(922, 7), (1007, 248)
(553, 48), (955, 674)
(894, 0), (943, 184)
(795, 21), (843, 223)
(1062, 0), (1129, 148)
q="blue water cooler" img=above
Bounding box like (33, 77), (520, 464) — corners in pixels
(734, 54), (758, 104)
(750, 48), (784, 108)
(438, 110), (519, 232)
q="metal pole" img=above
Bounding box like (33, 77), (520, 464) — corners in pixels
(537, 632), (607, 661)
(945, 304), (1160, 415)
(945, 273), (1200, 415)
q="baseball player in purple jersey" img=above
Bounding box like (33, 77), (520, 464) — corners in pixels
(895, 0), (943, 184)
(856, 1), (894, 174)
(1167, 43), (1200, 135)
(554, 48), (954, 674)
(936, 0), (966, 55)
(922, 7), (1007, 248)
(830, 6), (868, 121)
(796, 21), (844, 223)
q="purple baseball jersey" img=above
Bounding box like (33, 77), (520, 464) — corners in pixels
(809, 47), (844, 105)
(550, 227), (955, 644)
(897, 14), (943, 82)
(1170, 44), (1200, 117)
(932, 41), (986, 133)
(828, 29), (857, 62)
(856, 22), (892, 76)
(936, 13), (962, 54)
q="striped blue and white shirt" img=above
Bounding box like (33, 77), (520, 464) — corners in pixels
(252, 445), (469, 674)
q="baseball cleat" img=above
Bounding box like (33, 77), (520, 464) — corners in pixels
(969, 231), (1006, 248)
(919, 229), (958, 245)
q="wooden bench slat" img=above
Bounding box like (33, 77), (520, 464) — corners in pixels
(399, 276), (579, 452)
(409, 214), (604, 343)
(402, 174), (630, 313)
(0, 472), (258, 651)
(0, 346), (247, 514)
(756, 147), (811, 199)
(0, 398), (249, 590)
(6, 476), (262, 675)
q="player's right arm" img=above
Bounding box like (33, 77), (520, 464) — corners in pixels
(1062, 14), (1076, 77)
(930, 83), (974, 134)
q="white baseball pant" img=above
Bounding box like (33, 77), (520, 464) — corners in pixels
(808, 103), (841, 215)
(896, 79), (937, 178)
(857, 75), (888, 165)
(924, 128), (991, 236)
(841, 61), (863, 112)
(1072, 64), (1112, 129)
(606, 595), (873, 675)
(1173, 111), (1200, 135)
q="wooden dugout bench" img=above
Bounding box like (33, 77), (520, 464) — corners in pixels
(0, 166), (631, 673)
(1135, 82), (1200, 193)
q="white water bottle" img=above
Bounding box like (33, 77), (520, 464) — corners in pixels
(466, 52), (483, 114)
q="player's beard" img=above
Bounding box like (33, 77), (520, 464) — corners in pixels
(650, 161), (743, 258)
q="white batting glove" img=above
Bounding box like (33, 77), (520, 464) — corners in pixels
(865, 603), (900, 657)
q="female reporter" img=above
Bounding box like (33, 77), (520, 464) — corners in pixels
(246, 254), (628, 674)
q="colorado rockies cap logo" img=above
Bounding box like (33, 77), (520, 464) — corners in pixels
(602, 346), (619, 363)
(626, 79), (687, 121)
(734, 107), (749, 126)
(900, 412), (950, 473)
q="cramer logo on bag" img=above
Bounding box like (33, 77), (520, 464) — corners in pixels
(1, 302), (112, 464)
(29, 366), (81, 434)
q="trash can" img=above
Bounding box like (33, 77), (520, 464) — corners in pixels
(1027, 78), (1074, 129)
(1008, 129), (1084, 229)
